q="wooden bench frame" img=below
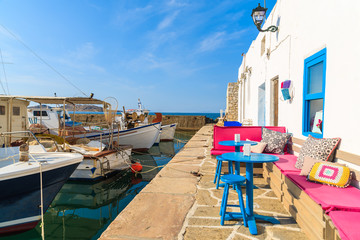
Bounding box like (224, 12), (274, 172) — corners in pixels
(263, 137), (360, 240)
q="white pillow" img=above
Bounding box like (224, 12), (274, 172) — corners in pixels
(246, 139), (267, 153)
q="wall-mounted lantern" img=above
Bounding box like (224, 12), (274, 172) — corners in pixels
(251, 3), (278, 32)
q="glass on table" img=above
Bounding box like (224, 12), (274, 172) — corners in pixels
(243, 144), (251, 156)
(234, 134), (241, 142)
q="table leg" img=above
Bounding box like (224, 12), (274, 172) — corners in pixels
(245, 162), (279, 235)
(235, 146), (240, 174)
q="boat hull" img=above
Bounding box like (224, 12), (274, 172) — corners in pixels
(160, 123), (177, 141)
(75, 122), (161, 152)
(69, 148), (132, 181)
(0, 162), (80, 235)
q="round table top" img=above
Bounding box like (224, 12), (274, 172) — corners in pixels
(221, 152), (279, 163)
(218, 140), (258, 147)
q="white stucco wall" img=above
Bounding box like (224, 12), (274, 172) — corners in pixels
(238, 0), (360, 155)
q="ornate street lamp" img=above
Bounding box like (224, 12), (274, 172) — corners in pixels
(251, 3), (278, 32)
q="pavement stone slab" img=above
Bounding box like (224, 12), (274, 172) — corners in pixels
(101, 193), (194, 240)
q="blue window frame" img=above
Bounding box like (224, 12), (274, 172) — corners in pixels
(302, 48), (326, 138)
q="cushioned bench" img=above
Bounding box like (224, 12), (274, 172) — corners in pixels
(211, 125), (289, 174)
(263, 137), (360, 240)
(211, 126), (287, 155)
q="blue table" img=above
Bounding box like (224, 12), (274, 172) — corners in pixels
(218, 140), (257, 174)
(221, 152), (279, 235)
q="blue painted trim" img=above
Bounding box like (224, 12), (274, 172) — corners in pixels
(302, 48), (326, 138)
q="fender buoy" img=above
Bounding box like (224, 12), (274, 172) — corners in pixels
(131, 162), (143, 173)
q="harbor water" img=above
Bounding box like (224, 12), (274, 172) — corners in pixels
(1, 130), (196, 240)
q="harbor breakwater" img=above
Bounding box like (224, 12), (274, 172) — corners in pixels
(73, 114), (216, 130)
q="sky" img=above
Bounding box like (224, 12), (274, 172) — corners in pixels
(0, 0), (276, 112)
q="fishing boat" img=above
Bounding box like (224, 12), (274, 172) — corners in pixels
(22, 96), (160, 152)
(160, 123), (177, 141)
(0, 131), (83, 236)
(121, 100), (177, 143)
(67, 141), (132, 181)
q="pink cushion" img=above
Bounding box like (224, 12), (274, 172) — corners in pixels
(328, 211), (360, 240)
(269, 154), (301, 173)
(210, 148), (233, 155)
(212, 126), (287, 155)
(286, 173), (360, 213)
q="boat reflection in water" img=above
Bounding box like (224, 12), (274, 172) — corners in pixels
(44, 172), (146, 240)
(0, 131), (195, 240)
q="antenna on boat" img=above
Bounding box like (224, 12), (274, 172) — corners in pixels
(138, 98), (142, 110)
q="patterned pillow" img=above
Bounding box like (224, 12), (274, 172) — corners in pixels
(260, 128), (291, 154)
(295, 136), (340, 169)
(307, 162), (352, 188)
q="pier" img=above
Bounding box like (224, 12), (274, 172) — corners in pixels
(100, 125), (308, 239)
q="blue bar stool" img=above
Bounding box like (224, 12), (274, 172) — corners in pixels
(214, 156), (233, 189)
(219, 174), (247, 226)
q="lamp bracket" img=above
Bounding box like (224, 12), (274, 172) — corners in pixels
(256, 24), (278, 32)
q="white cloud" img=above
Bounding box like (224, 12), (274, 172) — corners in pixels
(69, 42), (97, 60)
(167, 0), (189, 8)
(199, 32), (226, 52)
(157, 11), (179, 30)
(127, 52), (174, 71)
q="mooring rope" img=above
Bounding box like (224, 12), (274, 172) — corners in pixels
(28, 153), (45, 240)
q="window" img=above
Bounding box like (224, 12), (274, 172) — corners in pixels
(303, 48), (326, 138)
(33, 111), (48, 117)
(0, 105), (5, 115)
(13, 107), (20, 116)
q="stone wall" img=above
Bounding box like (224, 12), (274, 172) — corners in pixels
(226, 82), (239, 121)
(72, 114), (208, 131)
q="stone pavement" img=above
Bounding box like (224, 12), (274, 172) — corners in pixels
(100, 125), (308, 240)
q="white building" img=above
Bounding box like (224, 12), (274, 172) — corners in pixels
(237, 0), (360, 155)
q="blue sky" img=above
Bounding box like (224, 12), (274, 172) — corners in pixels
(0, 0), (275, 112)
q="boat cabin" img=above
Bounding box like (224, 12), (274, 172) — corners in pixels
(0, 96), (29, 133)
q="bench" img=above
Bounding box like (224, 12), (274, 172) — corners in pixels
(263, 137), (360, 240)
(210, 125), (288, 174)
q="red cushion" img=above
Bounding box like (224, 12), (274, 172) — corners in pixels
(212, 126), (287, 155)
(328, 211), (360, 240)
(286, 173), (360, 213)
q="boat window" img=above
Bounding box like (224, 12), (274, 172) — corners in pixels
(33, 111), (48, 117)
(0, 105), (5, 115)
(13, 107), (20, 116)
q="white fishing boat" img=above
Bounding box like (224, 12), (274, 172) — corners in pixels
(21, 96), (160, 152)
(0, 131), (83, 236)
(121, 100), (177, 143)
(160, 123), (177, 141)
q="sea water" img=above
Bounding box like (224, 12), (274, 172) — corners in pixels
(1, 131), (196, 240)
